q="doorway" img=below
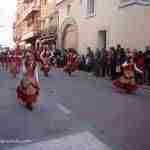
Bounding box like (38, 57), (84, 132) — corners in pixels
(98, 30), (107, 49)
(62, 24), (78, 50)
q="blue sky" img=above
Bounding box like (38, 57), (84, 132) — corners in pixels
(0, 0), (16, 47)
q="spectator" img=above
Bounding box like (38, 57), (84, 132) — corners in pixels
(106, 49), (112, 77)
(115, 50), (122, 78)
(120, 48), (127, 65)
(93, 48), (101, 76)
(110, 47), (117, 80)
(85, 47), (94, 72)
(135, 51), (144, 84)
(79, 54), (86, 70)
(116, 44), (122, 53)
(144, 46), (150, 85)
(100, 48), (108, 77)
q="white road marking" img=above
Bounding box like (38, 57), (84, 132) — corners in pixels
(10, 131), (111, 150)
(56, 103), (71, 115)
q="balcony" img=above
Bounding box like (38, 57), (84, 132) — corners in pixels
(22, 24), (40, 41)
(23, 0), (32, 3)
(24, 0), (40, 19)
(56, 0), (64, 5)
(17, 0), (40, 24)
(41, 12), (58, 34)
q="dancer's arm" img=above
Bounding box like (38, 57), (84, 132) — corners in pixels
(40, 51), (44, 62)
(134, 64), (143, 74)
(35, 66), (39, 83)
(122, 61), (128, 67)
(22, 61), (26, 73)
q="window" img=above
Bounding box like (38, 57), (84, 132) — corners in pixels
(87, 0), (95, 17)
(27, 16), (34, 27)
(67, 4), (71, 16)
(44, 0), (47, 5)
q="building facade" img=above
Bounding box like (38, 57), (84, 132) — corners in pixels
(14, 0), (57, 49)
(56, 0), (150, 54)
(14, 0), (41, 49)
(39, 0), (58, 48)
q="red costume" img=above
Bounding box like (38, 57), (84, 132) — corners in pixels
(113, 62), (140, 93)
(40, 50), (50, 77)
(9, 52), (17, 77)
(16, 54), (39, 110)
(64, 49), (79, 76)
(15, 46), (22, 74)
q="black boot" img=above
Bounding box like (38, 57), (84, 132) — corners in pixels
(26, 103), (33, 111)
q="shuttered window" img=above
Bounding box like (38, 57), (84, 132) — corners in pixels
(87, 0), (95, 17)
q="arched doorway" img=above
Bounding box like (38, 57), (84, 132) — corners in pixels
(62, 24), (78, 49)
(61, 17), (78, 50)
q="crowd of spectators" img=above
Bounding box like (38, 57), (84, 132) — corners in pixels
(77, 45), (150, 86)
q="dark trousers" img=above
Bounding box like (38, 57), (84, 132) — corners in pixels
(101, 63), (107, 77)
(111, 65), (117, 80)
(148, 68), (150, 85)
(93, 63), (100, 76)
(106, 64), (111, 77)
(135, 72), (143, 85)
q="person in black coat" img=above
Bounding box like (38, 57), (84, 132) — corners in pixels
(100, 48), (108, 77)
(144, 46), (150, 85)
(93, 48), (101, 76)
(110, 47), (117, 80)
(85, 47), (94, 72)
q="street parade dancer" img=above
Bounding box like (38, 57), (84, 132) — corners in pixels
(3, 52), (7, 72)
(16, 51), (39, 111)
(15, 46), (22, 74)
(0, 52), (4, 71)
(40, 47), (51, 77)
(9, 51), (17, 78)
(8, 46), (22, 78)
(64, 48), (79, 76)
(113, 56), (143, 93)
(0, 53), (4, 71)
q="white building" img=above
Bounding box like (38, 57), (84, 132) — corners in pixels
(56, 0), (150, 54)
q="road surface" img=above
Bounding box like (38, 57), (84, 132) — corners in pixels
(0, 68), (149, 150)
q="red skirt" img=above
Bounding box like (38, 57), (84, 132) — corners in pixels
(64, 63), (78, 73)
(113, 80), (138, 93)
(16, 85), (39, 104)
(42, 64), (50, 73)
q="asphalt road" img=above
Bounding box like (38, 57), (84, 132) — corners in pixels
(0, 68), (150, 150)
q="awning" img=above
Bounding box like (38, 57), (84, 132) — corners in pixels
(40, 33), (57, 44)
(22, 32), (35, 41)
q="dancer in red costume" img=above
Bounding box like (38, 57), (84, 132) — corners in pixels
(9, 51), (17, 78)
(16, 52), (39, 111)
(113, 56), (143, 93)
(15, 46), (22, 74)
(40, 47), (51, 77)
(64, 48), (79, 76)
